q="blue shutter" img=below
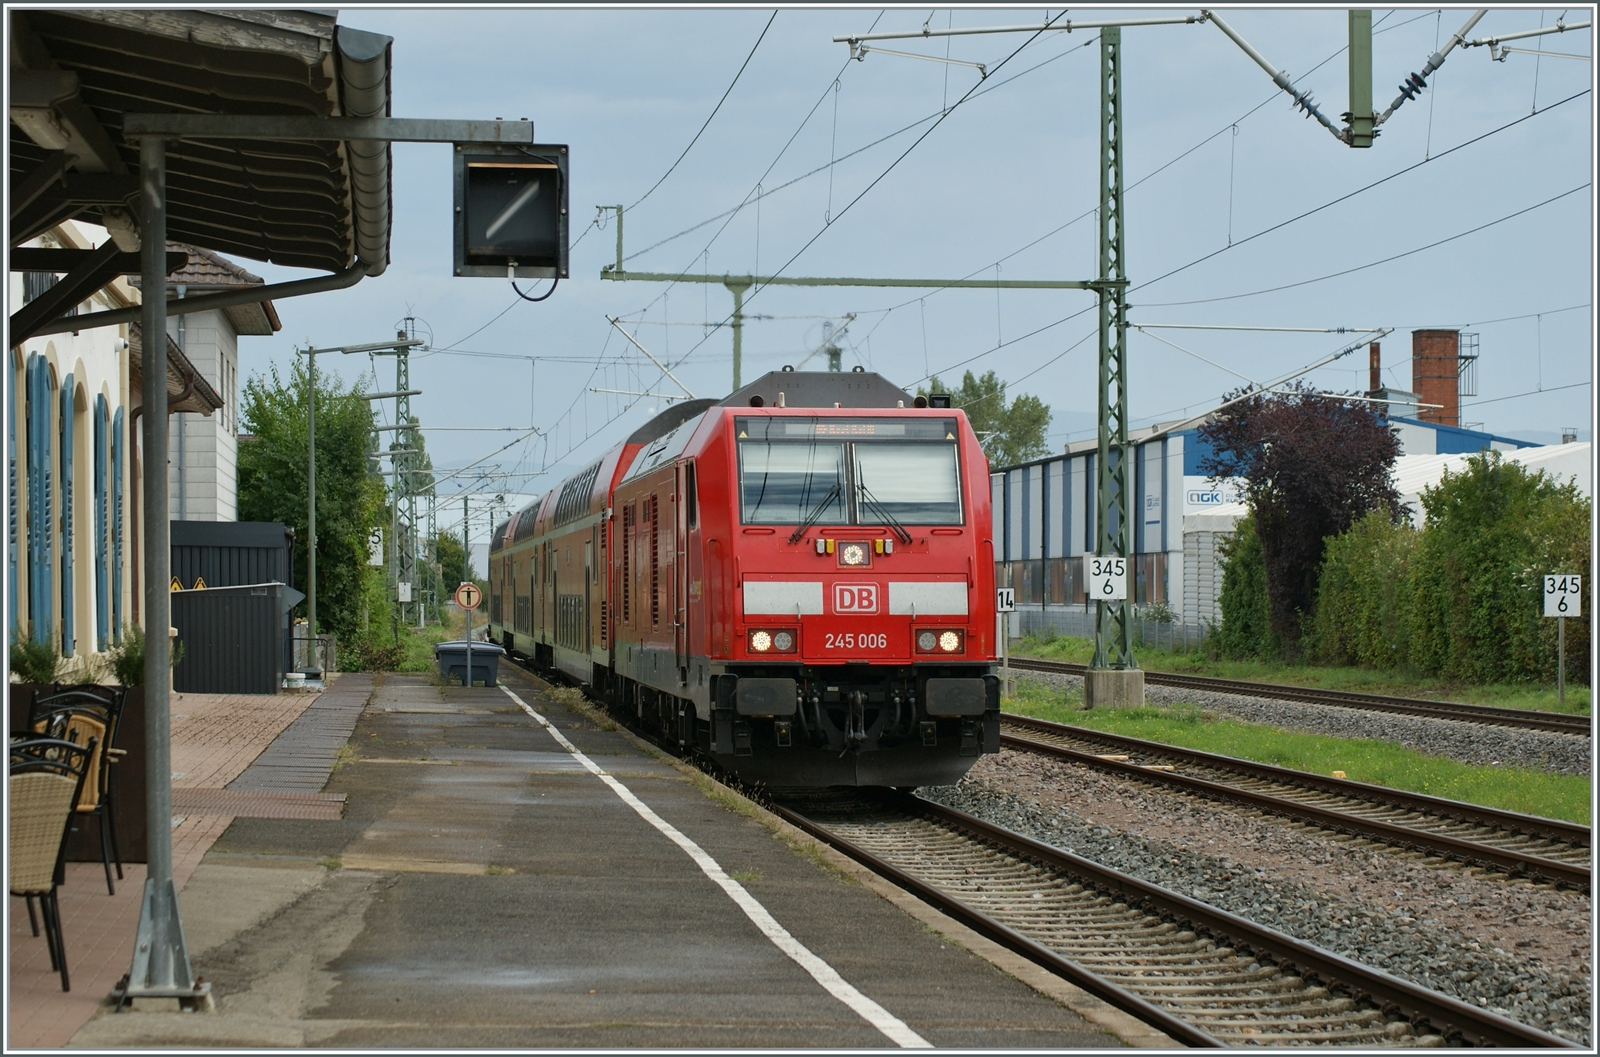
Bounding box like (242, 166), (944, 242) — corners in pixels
(60, 373), (75, 656)
(112, 406), (124, 642)
(26, 356), (53, 645)
(95, 395), (109, 650)
(7, 369), (17, 641)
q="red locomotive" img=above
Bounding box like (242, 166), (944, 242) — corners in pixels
(487, 369), (999, 787)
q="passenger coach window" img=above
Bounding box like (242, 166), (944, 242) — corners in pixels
(736, 417), (962, 526)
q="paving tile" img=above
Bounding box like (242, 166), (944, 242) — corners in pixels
(8, 676), (374, 1049)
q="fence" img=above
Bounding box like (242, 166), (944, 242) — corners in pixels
(1015, 606), (1211, 652)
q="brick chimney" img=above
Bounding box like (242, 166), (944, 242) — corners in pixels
(1368, 342), (1381, 396)
(1411, 329), (1460, 426)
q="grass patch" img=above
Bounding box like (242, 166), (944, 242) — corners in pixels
(728, 868), (763, 883)
(330, 744), (358, 774)
(486, 864), (514, 875)
(1011, 634), (1591, 715)
(318, 857), (342, 870)
(1004, 680), (1590, 825)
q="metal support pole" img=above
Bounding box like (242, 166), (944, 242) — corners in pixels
(1558, 615), (1565, 709)
(306, 347), (319, 676)
(1347, 10), (1375, 147)
(1092, 27), (1136, 673)
(118, 133), (208, 1010)
(463, 495), (472, 682)
(726, 280), (750, 391)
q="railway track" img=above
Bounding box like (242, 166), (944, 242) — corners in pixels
(1007, 657), (1592, 737)
(1002, 714), (1591, 891)
(774, 790), (1580, 1048)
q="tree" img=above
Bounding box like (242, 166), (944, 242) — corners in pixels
(434, 531), (472, 593)
(1198, 383), (1401, 653)
(921, 370), (1050, 467)
(237, 361), (385, 643)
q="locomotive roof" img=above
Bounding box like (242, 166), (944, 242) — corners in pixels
(723, 369), (913, 409)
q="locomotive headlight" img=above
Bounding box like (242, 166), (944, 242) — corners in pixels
(772, 630), (795, 652)
(938, 630), (963, 653)
(916, 630), (938, 652)
(749, 630), (773, 652)
(838, 542), (870, 567)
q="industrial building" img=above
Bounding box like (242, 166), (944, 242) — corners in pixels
(989, 330), (1569, 639)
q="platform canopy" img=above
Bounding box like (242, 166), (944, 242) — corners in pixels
(9, 8), (392, 343)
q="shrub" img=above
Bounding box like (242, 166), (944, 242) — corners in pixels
(101, 623), (183, 686)
(1409, 452), (1590, 684)
(10, 632), (61, 684)
(1213, 512), (1274, 659)
(1311, 511), (1419, 669)
(346, 637), (405, 673)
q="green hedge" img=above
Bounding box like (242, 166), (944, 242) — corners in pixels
(1223, 452), (1592, 684)
(1308, 452), (1590, 684)
(1214, 512), (1274, 659)
(1311, 511), (1418, 670)
(1408, 452), (1590, 684)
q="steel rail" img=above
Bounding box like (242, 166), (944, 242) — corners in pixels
(1007, 656), (1592, 736)
(783, 792), (1581, 1048)
(769, 800), (1225, 1048)
(1000, 718), (1590, 890)
(1005, 713), (1590, 847)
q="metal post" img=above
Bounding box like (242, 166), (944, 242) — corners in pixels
(1093, 27), (1136, 673)
(1558, 615), (1565, 709)
(463, 495), (471, 684)
(119, 133), (208, 1010)
(395, 342), (414, 625)
(725, 280), (750, 391)
(1347, 10), (1375, 147)
(305, 347), (319, 676)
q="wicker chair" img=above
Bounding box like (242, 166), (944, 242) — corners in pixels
(30, 696), (125, 895)
(10, 737), (93, 992)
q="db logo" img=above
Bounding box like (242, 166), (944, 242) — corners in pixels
(833, 583), (879, 614)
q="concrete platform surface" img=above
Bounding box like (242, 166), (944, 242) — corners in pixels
(56, 667), (1121, 1049)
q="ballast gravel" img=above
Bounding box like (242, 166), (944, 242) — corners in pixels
(921, 750), (1593, 1046)
(1013, 669), (1591, 775)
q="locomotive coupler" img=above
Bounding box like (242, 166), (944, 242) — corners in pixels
(845, 689), (869, 748)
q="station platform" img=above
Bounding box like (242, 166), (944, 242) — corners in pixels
(14, 667), (1150, 1049)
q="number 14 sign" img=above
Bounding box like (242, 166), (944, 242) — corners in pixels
(1544, 575), (1582, 617)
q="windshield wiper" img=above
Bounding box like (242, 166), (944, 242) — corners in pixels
(788, 480), (842, 544)
(857, 481), (913, 545)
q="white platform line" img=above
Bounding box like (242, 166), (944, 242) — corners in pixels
(500, 684), (931, 1049)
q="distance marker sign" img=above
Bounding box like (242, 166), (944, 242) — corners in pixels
(1544, 575), (1582, 617)
(454, 582), (482, 610)
(1085, 555), (1128, 601)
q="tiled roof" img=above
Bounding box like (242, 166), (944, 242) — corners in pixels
(130, 243), (282, 335)
(166, 244), (265, 288)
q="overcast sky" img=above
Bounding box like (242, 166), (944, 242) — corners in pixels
(239, 6), (1595, 569)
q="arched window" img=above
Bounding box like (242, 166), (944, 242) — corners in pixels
(60, 372), (75, 657)
(25, 355), (53, 646)
(112, 406), (124, 642)
(95, 394), (110, 650)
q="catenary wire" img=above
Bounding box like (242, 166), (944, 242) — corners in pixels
(626, 11), (778, 213)
(1138, 182), (1588, 308)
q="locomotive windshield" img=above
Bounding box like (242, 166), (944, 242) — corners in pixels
(737, 417), (962, 526)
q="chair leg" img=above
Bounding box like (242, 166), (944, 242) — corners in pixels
(26, 894), (40, 936)
(106, 792), (124, 880)
(39, 894), (60, 972)
(46, 890), (70, 992)
(97, 809), (116, 896)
